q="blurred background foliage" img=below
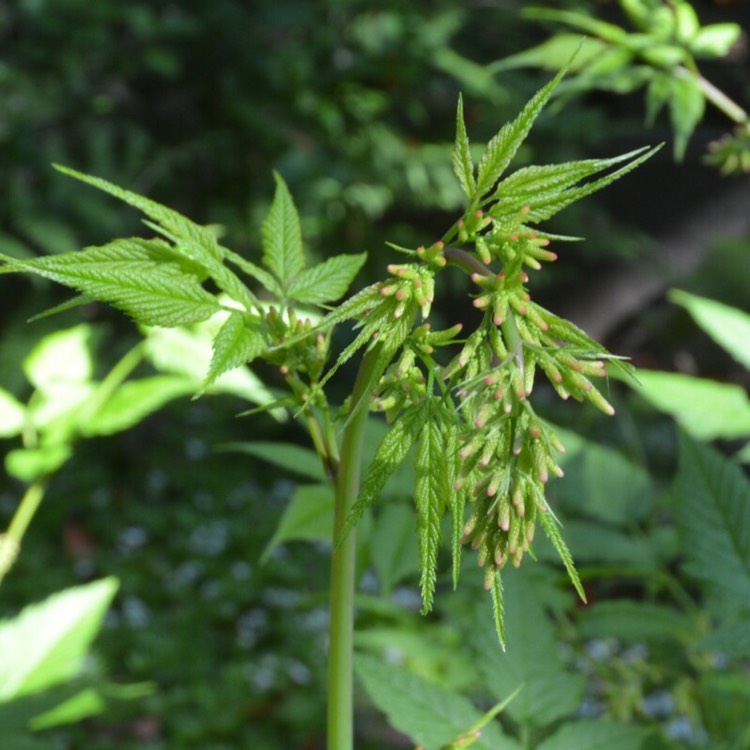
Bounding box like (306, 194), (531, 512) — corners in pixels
(1, 0), (750, 748)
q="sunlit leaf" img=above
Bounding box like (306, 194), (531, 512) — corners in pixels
(2, 240), (221, 327)
(204, 311), (267, 390)
(287, 253), (367, 304)
(670, 290), (750, 371)
(262, 172), (305, 289)
(634, 370), (750, 440)
(0, 578), (118, 701)
(475, 69), (566, 199)
(452, 94), (476, 198)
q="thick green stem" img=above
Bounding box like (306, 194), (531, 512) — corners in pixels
(327, 347), (381, 750)
(675, 66), (749, 126)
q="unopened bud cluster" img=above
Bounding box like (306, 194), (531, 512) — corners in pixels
(264, 305), (328, 396)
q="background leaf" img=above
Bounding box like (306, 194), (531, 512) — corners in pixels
(369, 504), (420, 596)
(355, 654), (521, 750)
(672, 434), (750, 606)
(670, 290), (750, 371)
(470, 568), (585, 727)
(634, 370), (750, 440)
(260, 484), (333, 562)
(220, 442), (325, 481)
(536, 719), (648, 750)
(0, 578), (118, 701)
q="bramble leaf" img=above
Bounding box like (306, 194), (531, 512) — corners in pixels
(287, 253), (367, 304)
(1, 240), (222, 327)
(204, 311), (267, 390)
(475, 68), (566, 199)
(453, 94), (476, 198)
(262, 172), (305, 290)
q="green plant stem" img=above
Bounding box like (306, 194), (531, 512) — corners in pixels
(0, 480), (47, 582)
(327, 347), (381, 750)
(676, 66), (749, 126)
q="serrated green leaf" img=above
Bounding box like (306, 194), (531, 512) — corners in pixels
(204, 311), (266, 390)
(495, 145), (660, 224)
(692, 23), (742, 58)
(3, 240), (221, 327)
(672, 434), (750, 604)
(492, 149), (650, 219)
(700, 619), (750, 658)
(452, 94), (476, 198)
(634, 370), (750, 440)
(53, 165), (222, 264)
(261, 484), (333, 562)
(414, 407), (452, 613)
(670, 290), (750, 371)
(262, 172), (305, 289)
(218, 442), (325, 481)
(475, 69), (566, 199)
(669, 75), (704, 160)
(536, 720), (648, 750)
(539, 511), (586, 602)
(0, 578), (118, 701)
(0, 388), (25, 438)
(82, 376), (196, 437)
(142, 321), (276, 407)
(287, 252), (367, 304)
(471, 568), (585, 725)
(489, 568), (506, 650)
(355, 654), (521, 750)
(370, 504), (420, 596)
(580, 600), (695, 643)
(337, 405), (428, 548)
